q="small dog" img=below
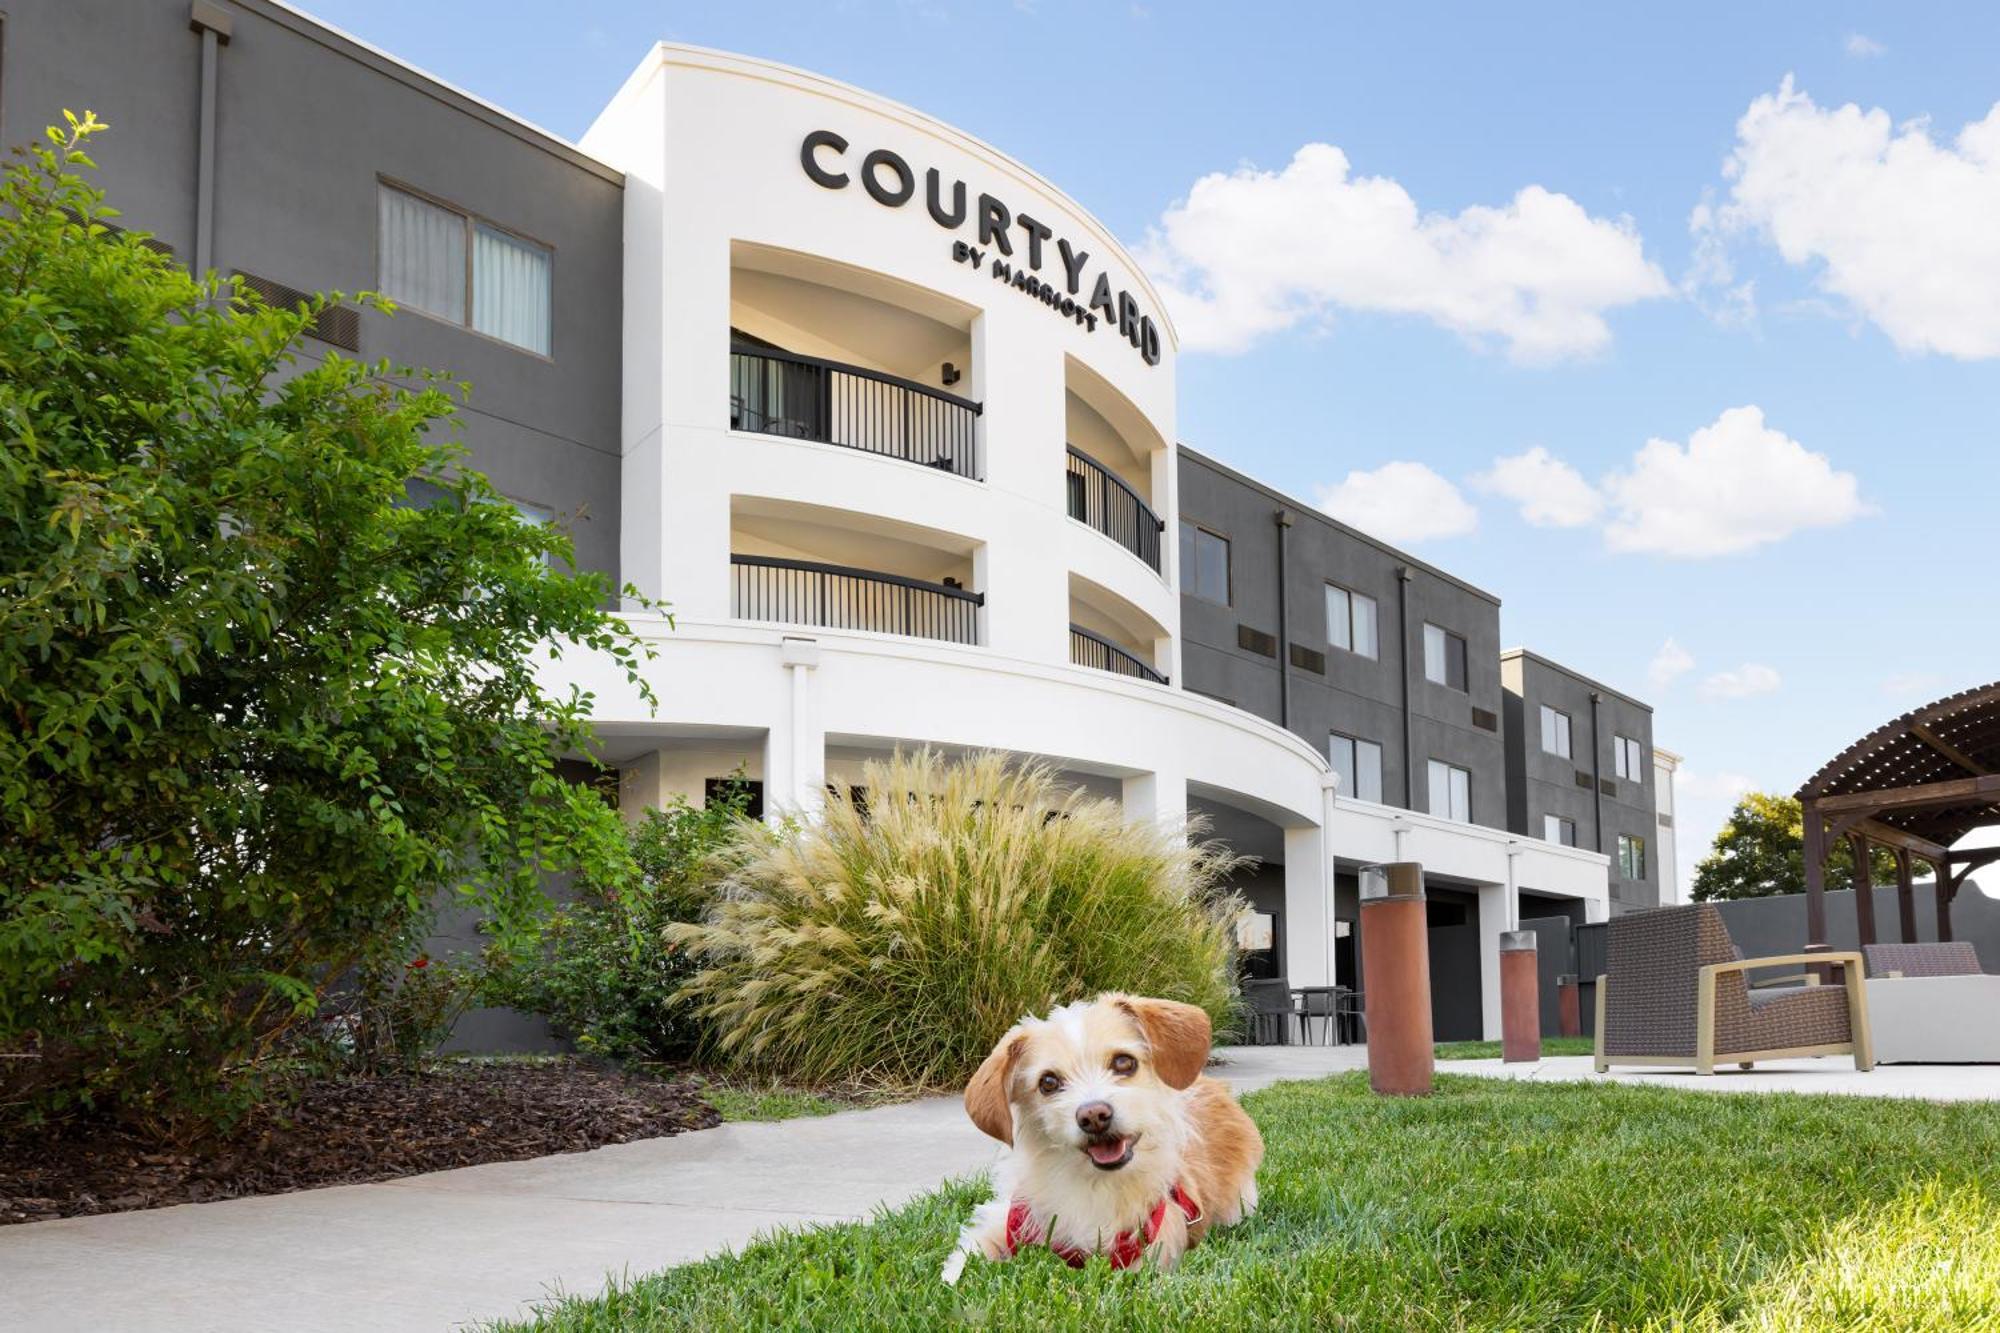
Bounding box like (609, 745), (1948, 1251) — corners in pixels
(942, 993), (1262, 1282)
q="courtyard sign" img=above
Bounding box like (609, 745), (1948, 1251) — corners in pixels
(799, 129), (1163, 367)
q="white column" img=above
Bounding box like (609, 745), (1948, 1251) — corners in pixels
(971, 312), (1068, 664)
(1121, 765), (1187, 832)
(1283, 823), (1332, 987)
(1476, 881), (1509, 1041)
(763, 636), (825, 824)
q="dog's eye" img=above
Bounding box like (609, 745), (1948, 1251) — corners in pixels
(1110, 1052), (1138, 1077)
(1036, 1072), (1062, 1096)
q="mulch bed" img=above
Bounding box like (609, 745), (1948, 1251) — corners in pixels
(0, 1058), (719, 1226)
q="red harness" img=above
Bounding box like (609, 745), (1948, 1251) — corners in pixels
(1003, 1184), (1202, 1269)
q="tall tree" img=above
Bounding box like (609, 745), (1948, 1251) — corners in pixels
(1692, 791), (1907, 902)
(0, 114), (654, 1135)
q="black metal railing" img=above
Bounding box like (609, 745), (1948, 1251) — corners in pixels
(1065, 446), (1163, 572)
(732, 554), (982, 645)
(1069, 623), (1168, 684)
(729, 344), (981, 479)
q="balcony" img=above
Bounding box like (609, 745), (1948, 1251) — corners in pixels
(1066, 445), (1164, 572)
(732, 554), (982, 645)
(1070, 623), (1168, 685)
(729, 344), (981, 480)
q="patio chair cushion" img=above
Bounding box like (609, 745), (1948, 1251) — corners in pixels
(1718, 981), (1851, 1056)
(1863, 942), (1982, 978)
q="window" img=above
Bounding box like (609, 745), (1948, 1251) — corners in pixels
(1614, 735), (1645, 781)
(1539, 704), (1571, 758)
(1423, 623), (1468, 690)
(1329, 732), (1383, 803)
(1179, 520), (1230, 605)
(1325, 584), (1379, 658)
(1618, 833), (1647, 879)
(1544, 814), (1576, 847)
(378, 183), (552, 355)
(1426, 759), (1471, 823)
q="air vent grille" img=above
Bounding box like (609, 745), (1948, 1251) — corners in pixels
(1289, 643), (1326, 674)
(1237, 624), (1277, 658)
(233, 270), (361, 351)
(1598, 777), (1618, 797)
(1658, 813), (1675, 829)
(1574, 770), (1594, 789)
(1471, 706), (1498, 732)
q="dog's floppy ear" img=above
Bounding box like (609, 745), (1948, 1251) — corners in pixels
(1116, 995), (1211, 1089)
(965, 1029), (1026, 1144)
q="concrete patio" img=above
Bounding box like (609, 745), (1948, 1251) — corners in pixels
(2, 1044), (1995, 1332)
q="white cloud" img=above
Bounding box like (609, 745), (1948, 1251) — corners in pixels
(1714, 77), (2000, 358)
(1685, 198), (1758, 327)
(1676, 768), (1758, 802)
(1881, 670), (1947, 700)
(1647, 638), (1696, 691)
(1700, 663), (1782, 700)
(1471, 446), (1603, 527)
(1139, 143), (1671, 363)
(1316, 461), (1478, 545)
(1844, 33), (1886, 58)
(1600, 405), (1869, 557)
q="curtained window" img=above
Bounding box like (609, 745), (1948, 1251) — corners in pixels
(378, 184), (551, 356)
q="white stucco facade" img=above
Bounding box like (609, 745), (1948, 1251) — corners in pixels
(552, 44), (1607, 1020)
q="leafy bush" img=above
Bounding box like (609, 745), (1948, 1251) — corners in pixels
(0, 115), (653, 1138)
(491, 784), (753, 1063)
(671, 751), (1244, 1087)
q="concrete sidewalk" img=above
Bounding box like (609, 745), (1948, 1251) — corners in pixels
(0, 1048), (1350, 1333)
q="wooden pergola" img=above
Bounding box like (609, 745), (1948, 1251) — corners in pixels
(1798, 681), (2000, 952)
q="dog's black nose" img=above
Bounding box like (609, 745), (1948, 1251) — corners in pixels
(1075, 1100), (1114, 1135)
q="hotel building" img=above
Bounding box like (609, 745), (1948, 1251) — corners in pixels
(6, 0), (1674, 1040)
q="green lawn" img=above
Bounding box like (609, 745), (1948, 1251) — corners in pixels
(494, 1073), (2000, 1331)
(693, 1075), (890, 1123)
(1435, 1035), (1596, 1060)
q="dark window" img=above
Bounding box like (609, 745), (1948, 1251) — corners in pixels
(704, 777), (764, 820)
(1618, 833), (1647, 880)
(1179, 520), (1230, 605)
(1423, 623), (1468, 691)
(1330, 733), (1384, 803)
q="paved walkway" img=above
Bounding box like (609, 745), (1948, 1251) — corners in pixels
(4, 1044), (1993, 1332)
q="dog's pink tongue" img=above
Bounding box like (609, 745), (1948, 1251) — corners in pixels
(1086, 1138), (1128, 1165)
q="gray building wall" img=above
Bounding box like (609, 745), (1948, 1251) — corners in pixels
(1, 0), (626, 584)
(1178, 448), (1508, 829)
(1501, 650), (1660, 913)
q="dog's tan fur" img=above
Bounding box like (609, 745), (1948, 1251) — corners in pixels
(943, 994), (1263, 1282)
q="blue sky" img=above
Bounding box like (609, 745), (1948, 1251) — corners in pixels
(302, 2), (2000, 892)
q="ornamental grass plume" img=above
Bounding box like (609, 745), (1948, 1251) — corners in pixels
(669, 749), (1246, 1088)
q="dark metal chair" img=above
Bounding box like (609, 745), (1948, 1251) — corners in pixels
(1334, 988), (1366, 1045)
(1295, 989), (1339, 1045)
(1243, 978), (1297, 1045)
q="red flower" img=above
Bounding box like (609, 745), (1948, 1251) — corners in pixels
(407, 956), (430, 969)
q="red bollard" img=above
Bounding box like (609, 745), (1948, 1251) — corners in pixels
(1359, 862), (1432, 1096)
(1499, 930), (1540, 1063)
(1556, 973), (1582, 1039)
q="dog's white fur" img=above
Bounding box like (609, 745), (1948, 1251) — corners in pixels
(942, 994), (1262, 1282)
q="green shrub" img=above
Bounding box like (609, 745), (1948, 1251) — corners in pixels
(670, 750), (1244, 1088)
(0, 115), (653, 1139)
(491, 785), (752, 1063)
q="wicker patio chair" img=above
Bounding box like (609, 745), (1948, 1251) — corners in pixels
(1864, 941), (1983, 978)
(1594, 903), (1873, 1075)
